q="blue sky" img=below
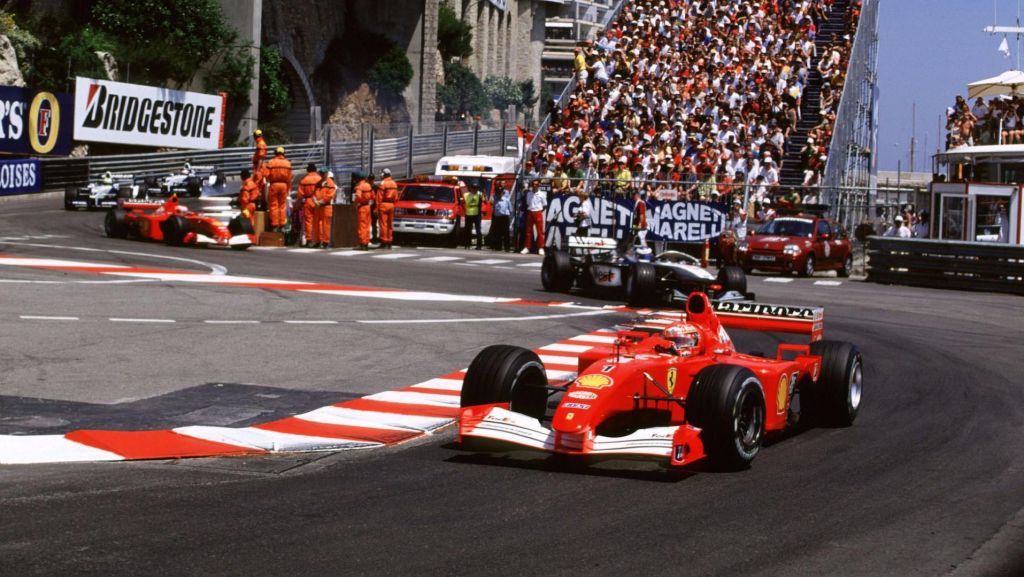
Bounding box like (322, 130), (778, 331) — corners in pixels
(877, 0), (1024, 171)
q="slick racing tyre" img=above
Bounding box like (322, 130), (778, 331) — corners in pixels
(185, 176), (202, 197)
(104, 209), (129, 238)
(64, 187), (77, 210)
(541, 250), (573, 292)
(687, 364), (766, 470)
(625, 262), (657, 307)
(116, 185), (133, 200)
(160, 215), (191, 245)
(461, 345), (548, 420)
(805, 341), (863, 427)
(717, 265), (747, 295)
(228, 215), (255, 236)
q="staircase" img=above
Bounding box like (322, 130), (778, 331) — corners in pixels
(779, 0), (851, 189)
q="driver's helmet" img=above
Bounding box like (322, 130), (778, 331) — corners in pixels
(181, 162), (192, 175)
(663, 325), (699, 354)
(101, 171), (113, 185)
(175, 205), (188, 215)
(636, 245), (653, 261)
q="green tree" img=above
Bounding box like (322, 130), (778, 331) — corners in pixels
(92, 0), (231, 86)
(518, 78), (538, 109)
(438, 1), (473, 61)
(484, 75), (522, 112)
(259, 46), (291, 119)
(367, 44), (414, 98)
(438, 61), (489, 119)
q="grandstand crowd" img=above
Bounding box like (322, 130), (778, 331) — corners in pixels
(524, 0), (862, 217)
(946, 94), (1024, 148)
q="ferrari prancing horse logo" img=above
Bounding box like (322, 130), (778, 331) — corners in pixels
(667, 368), (678, 395)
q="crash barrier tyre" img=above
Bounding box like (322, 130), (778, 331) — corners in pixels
(161, 215), (191, 246)
(104, 209), (129, 238)
(800, 254), (816, 277)
(63, 187), (76, 210)
(806, 341), (862, 427)
(541, 250), (574, 292)
(717, 265), (747, 295)
(839, 255), (853, 278)
(687, 364), (766, 470)
(461, 345), (549, 420)
(185, 176), (202, 197)
(626, 262), (657, 307)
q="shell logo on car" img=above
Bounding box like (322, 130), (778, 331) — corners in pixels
(575, 374), (614, 389)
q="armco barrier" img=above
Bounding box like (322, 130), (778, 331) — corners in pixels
(866, 236), (1024, 295)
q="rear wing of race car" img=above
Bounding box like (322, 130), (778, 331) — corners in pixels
(711, 300), (824, 341)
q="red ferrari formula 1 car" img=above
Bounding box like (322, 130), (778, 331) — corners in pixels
(459, 293), (862, 470)
(104, 196), (255, 249)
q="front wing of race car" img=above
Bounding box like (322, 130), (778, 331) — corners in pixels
(190, 232), (253, 248)
(459, 404), (706, 467)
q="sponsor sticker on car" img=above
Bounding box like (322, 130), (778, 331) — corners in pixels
(568, 391), (598, 400)
(575, 374), (614, 389)
(562, 403), (591, 410)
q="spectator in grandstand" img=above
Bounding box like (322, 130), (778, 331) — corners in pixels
(912, 210), (930, 238)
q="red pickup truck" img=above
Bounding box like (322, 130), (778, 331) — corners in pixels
(393, 175), (512, 245)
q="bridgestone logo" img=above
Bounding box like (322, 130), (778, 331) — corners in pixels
(83, 84), (215, 139)
(713, 301), (821, 321)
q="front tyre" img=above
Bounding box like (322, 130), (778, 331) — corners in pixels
(800, 254), (816, 277)
(686, 364), (766, 470)
(160, 215), (191, 245)
(461, 345), (548, 420)
(806, 341), (863, 427)
(64, 187), (77, 210)
(541, 250), (573, 292)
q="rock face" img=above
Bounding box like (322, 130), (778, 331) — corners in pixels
(0, 35), (26, 87)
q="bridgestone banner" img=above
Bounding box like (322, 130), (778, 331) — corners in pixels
(73, 77), (225, 149)
(543, 193), (728, 247)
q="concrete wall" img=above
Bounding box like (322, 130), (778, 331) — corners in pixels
(217, 0), (263, 143)
(458, 0), (544, 119)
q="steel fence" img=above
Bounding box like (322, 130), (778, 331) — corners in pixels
(823, 0), (879, 195)
(866, 236), (1024, 295)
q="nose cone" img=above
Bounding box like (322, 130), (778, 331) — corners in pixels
(552, 408), (589, 434)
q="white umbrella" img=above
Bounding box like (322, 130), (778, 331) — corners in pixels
(967, 69), (1024, 99)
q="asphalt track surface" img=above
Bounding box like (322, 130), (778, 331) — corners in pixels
(1, 194), (1023, 576)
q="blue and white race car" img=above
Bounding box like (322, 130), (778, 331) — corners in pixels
(64, 172), (141, 210)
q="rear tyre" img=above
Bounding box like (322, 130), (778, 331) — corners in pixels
(838, 255), (853, 278)
(64, 187), (77, 210)
(115, 185), (133, 200)
(228, 215), (255, 236)
(541, 250), (573, 292)
(461, 345), (549, 421)
(104, 209), (129, 238)
(686, 364), (766, 470)
(800, 254), (816, 277)
(160, 215), (191, 245)
(805, 341), (863, 427)
(717, 265), (747, 295)
(625, 262), (657, 307)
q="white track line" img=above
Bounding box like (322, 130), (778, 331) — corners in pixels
(417, 256), (463, 262)
(764, 277), (794, 283)
(330, 250), (366, 256)
(517, 262), (543, 268)
(814, 280), (843, 286)
(371, 253), (417, 259)
(108, 318), (176, 323)
(283, 320), (339, 325)
(467, 259), (512, 265)
(358, 309), (615, 324)
(203, 320), (261, 324)
(20, 315), (79, 321)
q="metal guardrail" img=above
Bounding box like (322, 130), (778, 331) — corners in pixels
(823, 0), (879, 193)
(866, 236), (1024, 295)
